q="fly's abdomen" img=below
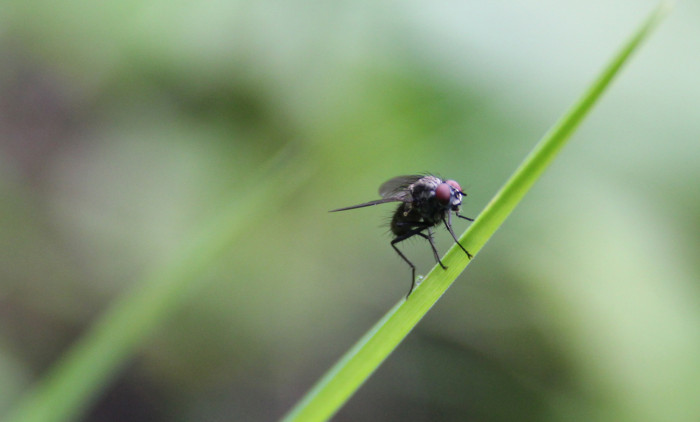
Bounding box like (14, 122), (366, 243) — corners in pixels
(390, 203), (422, 236)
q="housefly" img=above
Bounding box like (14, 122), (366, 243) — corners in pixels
(330, 174), (473, 297)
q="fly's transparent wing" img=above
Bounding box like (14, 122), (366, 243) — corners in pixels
(329, 197), (402, 212)
(329, 175), (422, 212)
(378, 175), (424, 199)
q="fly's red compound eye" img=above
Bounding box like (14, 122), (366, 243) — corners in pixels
(435, 183), (452, 204)
(446, 180), (462, 193)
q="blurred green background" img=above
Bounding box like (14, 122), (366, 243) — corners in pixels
(1, 1), (699, 421)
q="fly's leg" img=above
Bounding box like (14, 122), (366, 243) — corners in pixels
(391, 236), (416, 298)
(456, 211), (474, 222)
(416, 228), (447, 270)
(446, 212), (473, 259)
(391, 226), (432, 298)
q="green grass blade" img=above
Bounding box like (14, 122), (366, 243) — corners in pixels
(4, 149), (314, 422)
(281, 4), (670, 422)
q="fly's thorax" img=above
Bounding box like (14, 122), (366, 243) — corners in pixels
(408, 176), (441, 200)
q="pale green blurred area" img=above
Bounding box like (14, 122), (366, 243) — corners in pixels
(1, 1), (699, 421)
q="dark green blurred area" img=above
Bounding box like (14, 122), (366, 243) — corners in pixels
(2, 1), (700, 421)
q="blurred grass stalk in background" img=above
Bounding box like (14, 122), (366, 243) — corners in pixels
(4, 147), (314, 422)
(281, 3), (670, 422)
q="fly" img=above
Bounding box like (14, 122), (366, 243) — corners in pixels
(330, 174), (473, 297)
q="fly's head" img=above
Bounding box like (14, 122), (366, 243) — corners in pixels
(435, 179), (465, 211)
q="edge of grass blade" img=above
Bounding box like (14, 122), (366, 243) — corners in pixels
(281, 3), (670, 422)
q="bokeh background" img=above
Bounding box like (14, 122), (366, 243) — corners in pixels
(2, 1), (699, 421)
